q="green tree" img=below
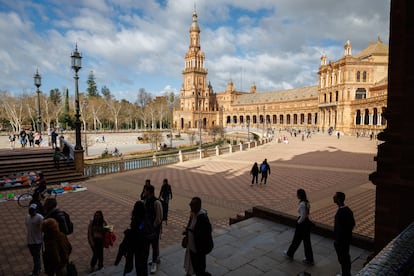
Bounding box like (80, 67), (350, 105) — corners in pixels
(49, 88), (62, 105)
(101, 86), (112, 101)
(87, 70), (99, 97)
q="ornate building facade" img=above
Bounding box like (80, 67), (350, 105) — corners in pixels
(173, 10), (389, 136)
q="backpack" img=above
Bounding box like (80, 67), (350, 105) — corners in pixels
(199, 214), (214, 254)
(62, 211), (74, 235)
(260, 163), (267, 173)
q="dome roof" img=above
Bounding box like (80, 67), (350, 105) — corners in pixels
(190, 11), (200, 31)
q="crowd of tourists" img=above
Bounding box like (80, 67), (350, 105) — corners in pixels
(25, 176), (216, 276)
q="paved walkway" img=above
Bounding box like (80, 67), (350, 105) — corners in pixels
(0, 133), (378, 275)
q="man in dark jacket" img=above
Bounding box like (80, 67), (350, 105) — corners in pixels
(187, 197), (213, 276)
(43, 198), (70, 235)
(259, 158), (271, 184)
(333, 192), (355, 276)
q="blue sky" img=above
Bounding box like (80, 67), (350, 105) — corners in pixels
(0, 0), (390, 102)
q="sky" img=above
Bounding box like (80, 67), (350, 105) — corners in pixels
(0, 0), (390, 102)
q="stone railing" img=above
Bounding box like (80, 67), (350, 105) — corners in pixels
(357, 221), (414, 275)
(83, 138), (271, 177)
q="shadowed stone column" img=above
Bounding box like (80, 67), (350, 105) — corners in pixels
(369, 0), (414, 252)
(74, 150), (84, 174)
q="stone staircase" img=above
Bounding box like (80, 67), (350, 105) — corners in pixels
(0, 148), (88, 189)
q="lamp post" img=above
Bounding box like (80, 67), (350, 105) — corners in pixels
(198, 100), (202, 150)
(71, 44), (83, 150)
(83, 99), (88, 156)
(33, 69), (42, 134)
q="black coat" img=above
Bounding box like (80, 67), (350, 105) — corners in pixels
(192, 212), (214, 255)
(334, 206), (355, 244)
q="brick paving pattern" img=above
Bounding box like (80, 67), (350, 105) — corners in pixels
(0, 133), (377, 275)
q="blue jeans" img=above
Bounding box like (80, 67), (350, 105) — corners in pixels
(28, 243), (42, 275)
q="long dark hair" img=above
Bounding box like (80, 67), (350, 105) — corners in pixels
(92, 210), (105, 226)
(297, 189), (308, 202)
(131, 200), (146, 229)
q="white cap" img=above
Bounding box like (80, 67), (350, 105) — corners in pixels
(29, 203), (37, 210)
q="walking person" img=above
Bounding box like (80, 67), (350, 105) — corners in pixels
(51, 128), (58, 149)
(284, 189), (315, 265)
(140, 179), (151, 200)
(8, 132), (16, 149)
(115, 200), (150, 275)
(333, 192), (355, 276)
(259, 158), (271, 184)
(250, 162), (259, 185)
(34, 131), (41, 147)
(143, 184), (163, 274)
(185, 197), (213, 276)
(28, 130), (35, 147)
(42, 218), (72, 276)
(20, 129), (27, 148)
(159, 178), (173, 225)
(25, 204), (43, 276)
(88, 210), (107, 272)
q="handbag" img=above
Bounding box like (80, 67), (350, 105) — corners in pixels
(181, 235), (188, 248)
(66, 261), (78, 276)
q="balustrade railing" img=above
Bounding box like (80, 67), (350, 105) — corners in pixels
(84, 139), (272, 177)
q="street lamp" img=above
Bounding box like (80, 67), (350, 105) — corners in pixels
(71, 44), (83, 150)
(33, 69), (42, 133)
(198, 100), (202, 150)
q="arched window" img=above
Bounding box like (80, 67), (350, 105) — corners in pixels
(300, 114), (305, 124)
(381, 107), (387, 125)
(280, 115), (284, 124)
(364, 109), (370, 125)
(356, 110), (361, 125)
(253, 115), (257, 124)
(355, 88), (367, 99)
(336, 91), (339, 102)
(287, 114), (291, 124)
(356, 71), (361, 82)
(324, 94), (327, 103)
(239, 116), (244, 124)
(293, 114), (298, 124)
(307, 113), (312, 124)
(233, 116), (237, 124)
(329, 92), (332, 102)
(226, 116), (231, 124)
(363, 71), (367, 82)
(314, 113), (318, 124)
(373, 108), (378, 125)
(273, 115), (277, 124)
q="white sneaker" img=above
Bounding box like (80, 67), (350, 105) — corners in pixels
(150, 263), (157, 274)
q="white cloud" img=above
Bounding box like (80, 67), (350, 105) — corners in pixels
(0, 0), (390, 101)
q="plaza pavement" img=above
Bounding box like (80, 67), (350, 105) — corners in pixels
(0, 132), (378, 275)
